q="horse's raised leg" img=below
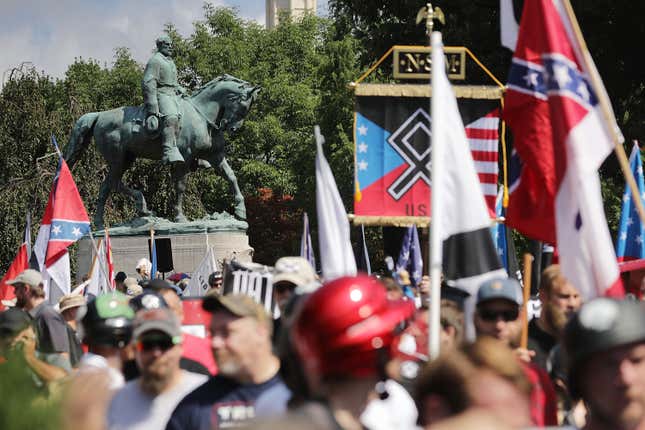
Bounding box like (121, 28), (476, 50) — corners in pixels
(94, 177), (111, 230)
(217, 157), (246, 220)
(172, 163), (189, 223)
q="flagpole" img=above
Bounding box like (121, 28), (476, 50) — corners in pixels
(150, 227), (155, 279)
(560, 0), (645, 227)
(419, 2), (444, 361)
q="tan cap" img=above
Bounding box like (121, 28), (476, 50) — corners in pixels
(202, 293), (270, 325)
(59, 294), (86, 313)
(7, 269), (43, 287)
(273, 257), (317, 288)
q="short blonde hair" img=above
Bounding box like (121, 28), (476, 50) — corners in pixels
(540, 264), (568, 295)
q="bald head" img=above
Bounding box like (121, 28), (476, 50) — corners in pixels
(159, 289), (183, 321)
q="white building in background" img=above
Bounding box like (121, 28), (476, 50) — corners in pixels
(266, 0), (317, 29)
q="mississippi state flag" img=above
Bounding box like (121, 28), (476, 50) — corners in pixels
(34, 137), (90, 299)
(354, 97), (500, 217)
(504, 0), (623, 298)
(616, 143), (645, 262)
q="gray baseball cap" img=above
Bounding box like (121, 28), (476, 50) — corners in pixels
(133, 308), (182, 341)
(477, 278), (523, 306)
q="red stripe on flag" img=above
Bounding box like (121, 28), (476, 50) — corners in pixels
(478, 173), (498, 184)
(471, 151), (499, 162)
(466, 128), (499, 139)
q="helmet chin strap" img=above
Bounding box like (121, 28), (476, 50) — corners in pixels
(375, 348), (390, 400)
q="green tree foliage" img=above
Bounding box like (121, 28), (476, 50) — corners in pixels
(0, 7), (359, 271)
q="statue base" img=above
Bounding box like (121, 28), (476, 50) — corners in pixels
(76, 213), (252, 282)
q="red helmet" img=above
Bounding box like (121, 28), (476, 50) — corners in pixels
(292, 274), (415, 379)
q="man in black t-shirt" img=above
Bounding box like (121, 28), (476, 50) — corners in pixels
(528, 265), (582, 369)
(166, 293), (286, 430)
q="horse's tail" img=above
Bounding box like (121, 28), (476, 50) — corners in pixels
(64, 112), (99, 169)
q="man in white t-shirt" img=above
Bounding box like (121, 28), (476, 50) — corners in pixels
(107, 307), (207, 430)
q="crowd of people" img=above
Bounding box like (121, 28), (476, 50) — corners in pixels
(1, 256), (645, 430)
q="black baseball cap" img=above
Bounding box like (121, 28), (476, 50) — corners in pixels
(0, 308), (32, 337)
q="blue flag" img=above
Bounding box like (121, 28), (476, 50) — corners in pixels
(616, 143), (645, 262)
(150, 237), (158, 278)
(493, 188), (509, 270)
(396, 225), (423, 287)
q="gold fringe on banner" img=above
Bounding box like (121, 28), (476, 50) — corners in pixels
(349, 214), (431, 227)
(353, 84), (502, 99)
(348, 214), (505, 227)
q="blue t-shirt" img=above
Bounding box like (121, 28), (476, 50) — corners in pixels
(166, 373), (286, 430)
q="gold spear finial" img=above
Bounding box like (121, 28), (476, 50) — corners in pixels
(416, 2), (445, 35)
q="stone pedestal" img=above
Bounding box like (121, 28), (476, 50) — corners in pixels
(75, 214), (253, 281)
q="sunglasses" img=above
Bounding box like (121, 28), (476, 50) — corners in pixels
(137, 335), (179, 352)
(478, 308), (519, 322)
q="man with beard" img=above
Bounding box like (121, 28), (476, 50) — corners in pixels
(564, 298), (645, 430)
(107, 308), (207, 430)
(528, 265), (582, 369)
(166, 293), (286, 430)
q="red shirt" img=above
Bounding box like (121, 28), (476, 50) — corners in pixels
(522, 362), (558, 426)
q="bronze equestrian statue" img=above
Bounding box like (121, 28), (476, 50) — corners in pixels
(64, 72), (260, 229)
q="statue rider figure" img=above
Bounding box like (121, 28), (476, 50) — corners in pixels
(142, 35), (185, 164)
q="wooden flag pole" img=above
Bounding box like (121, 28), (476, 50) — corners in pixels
(561, 0), (645, 227)
(520, 252), (533, 349)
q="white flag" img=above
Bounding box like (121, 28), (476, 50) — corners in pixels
(46, 252), (71, 303)
(187, 247), (217, 297)
(431, 32), (507, 344)
(500, 0), (519, 50)
(86, 239), (110, 297)
(315, 125), (356, 281)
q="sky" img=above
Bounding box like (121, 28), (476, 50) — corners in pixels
(0, 0), (328, 82)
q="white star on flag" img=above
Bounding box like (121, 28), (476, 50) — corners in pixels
(636, 235), (643, 245)
(523, 71), (538, 88)
(358, 160), (368, 171)
(358, 125), (368, 136)
(51, 224), (62, 235)
(358, 142), (368, 153)
(624, 193), (631, 202)
(553, 64), (572, 88)
(638, 166), (643, 176)
(627, 217), (634, 226)
(577, 82), (590, 102)
(621, 232), (628, 241)
(72, 227), (82, 237)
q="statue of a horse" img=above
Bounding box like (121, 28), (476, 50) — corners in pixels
(64, 74), (260, 229)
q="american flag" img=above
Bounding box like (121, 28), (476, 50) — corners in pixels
(466, 109), (500, 214)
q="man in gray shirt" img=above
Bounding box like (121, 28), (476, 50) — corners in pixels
(107, 307), (206, 430)
(8, 269), (71, 371)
